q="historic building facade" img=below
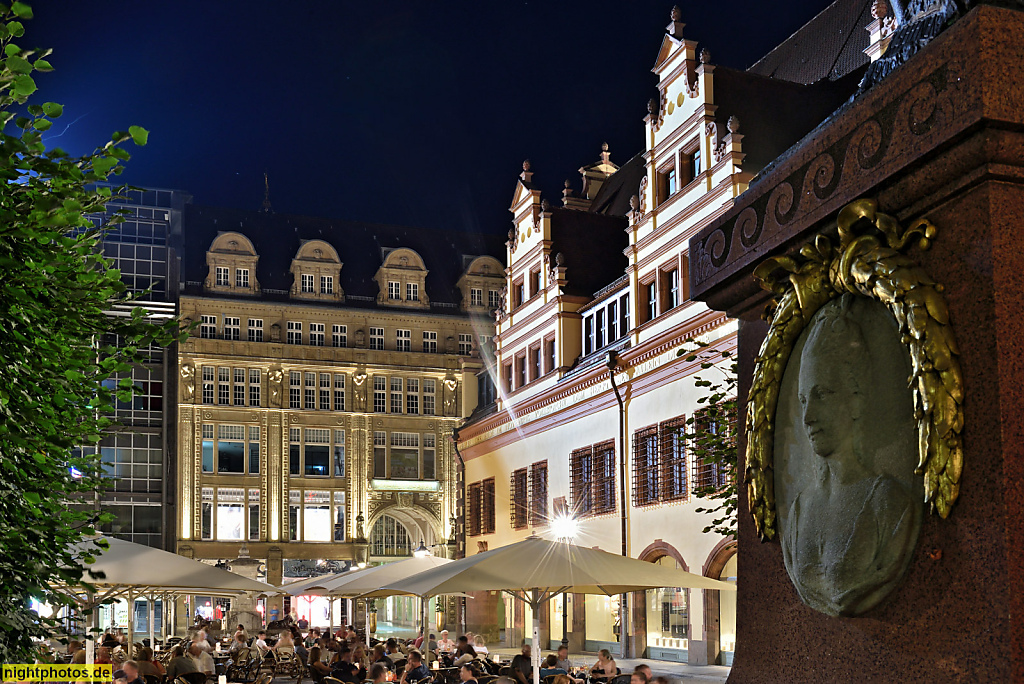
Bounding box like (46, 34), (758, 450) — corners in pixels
(456, 3), (872, 666)
(173, 205), (503, 623)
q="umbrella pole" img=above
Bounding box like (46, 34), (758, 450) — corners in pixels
(329, 596), (335, 636)
(86, 592), (95, 667)
(420, 596), (427, 652)
(148, 593), (155, 651)
(531, 591), (541, 684)
(127, 588), (134, 659)
(365, 599), (370, 648)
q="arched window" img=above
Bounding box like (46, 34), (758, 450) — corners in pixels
(370, 514), (412, 557)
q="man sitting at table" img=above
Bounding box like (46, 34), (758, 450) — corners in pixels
(189, 643), (215, 676)
(385, 638), (404, 661)
(399, 651), (430, 684)
(540, 655), (568, 680)
(453, 636), (476, 667)
(165, 645), (197, 681)
(436, 630), (455, 653)
(121, 660), (145, 684)
(510, 644), (532, 684)
(555, 645), (571, 673)
(330, 647), (364, 684)
(253, 631), (270, 652)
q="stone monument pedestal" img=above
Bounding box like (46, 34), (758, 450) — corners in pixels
(690, 5), (1024, 681)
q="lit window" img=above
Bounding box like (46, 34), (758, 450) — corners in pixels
(388, 281), (401, 300)
(248, 319), (263, 342)
(215, 267), (229, 287)
(287, 321), (302, 345)
(235, 268), (249, 288)
(332, 324), (347, 348)
(301, 274), (314, 293)
(216, 487), (244, 540)
(396, 329), (411, 352)
(422, 331), (437, 353)
(406, 282), (419, 301)
(320, 275), (333, 294)
(303, 490), (331, 541)
(471, 288), (483, 306)
(309, 323), (325, 347)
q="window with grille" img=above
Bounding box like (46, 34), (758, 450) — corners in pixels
(334, 374), (345, 411)
(321, 275), (333, 294)
(594, 442), (616, 514)
(530, 461), (548, 526)
(373, 376), (386, 413)
(423, 331), (437, 353)
(388, 281), (401, 299)
(200, 315), (217, 339)
(396, 329), (411, 352)
(289, 371), (301, 409)
(224, 317), (240, 341)
(310, 323), (325, 347)
(406, 282), (418, 301)
(632, 425), (659, 506)
(459, 334), (473, 356)
(570, 447), (593, 517)
(301, 273), (314, 293)
(691, 407), (735, 492)
(423, 379), (436, 415)
(332, 324), (347, 348)
(369, 327), (384, 350)
(248, 318), (263, 342)
(304, 372), (316, 409)
(287, 321), (302, 345)
(482, 478), (495, 534)
(236, 268), (249, 288)
(510, 468), (529, 529)
(571, 441), (616, 518)
(215, 267), (229, 287)
(660, 415), (687, 501)
(471, 288), (483, 306)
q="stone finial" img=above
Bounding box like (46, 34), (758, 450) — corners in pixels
(700, 48), (711, 64)
(871, 0), (887, 19)
(600, 142), (611, 164)
(555, 252), (565, 267)
(520, 159), (534, 183)
(630, 194), (640, 211)
(727, 115), (740, 134)
(523, 159), (531, 172)
(671, 5), (682, 21)
(562, 179), (574, 205)
(541, 198), (551, 212)
(648, 98), (658, 116)
(508, 227), (515, 242)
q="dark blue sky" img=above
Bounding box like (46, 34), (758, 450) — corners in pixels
(32, 0), (829, 234)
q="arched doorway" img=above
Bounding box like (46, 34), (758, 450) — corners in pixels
(703, 540), (737, 666)
(637, 541), (690, 662)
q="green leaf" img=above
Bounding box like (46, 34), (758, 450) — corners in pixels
(42, 102), (62, 118)
(24, 491), (41, 504)
(12, 73), (36, 96)
(5, 42), (20, 56)
(32, 118), (51, 131)
(33, 58), (52, 72)
(7, 20), (23, 36)
(92, 156), (118, 177)
(11, 1), (33, 18)
(128, 125), (149, 146)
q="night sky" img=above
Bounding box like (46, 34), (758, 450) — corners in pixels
(33, 1), (830, 235)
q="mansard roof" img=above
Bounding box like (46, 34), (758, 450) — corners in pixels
(182, 204), (504, 306)
(747, 0), (876, 84)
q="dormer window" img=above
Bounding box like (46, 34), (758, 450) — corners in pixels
(235, 269), (249, 288)
(471, 288), (483, 306)
(388, 281), (401, 300)
(206, 232), (261, 296)
(301, 274), (314, 293)
(375, 247), (430, 309)
(288, 239), (344, 302)
(216, 267), (229, 287)
(321, 276), (333, 294)
(406, 283), (419, 301)
(489, 290), (501, 308)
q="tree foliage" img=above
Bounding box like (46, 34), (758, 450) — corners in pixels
(677, 340), (738, 539)
(0, 2), (180, 661)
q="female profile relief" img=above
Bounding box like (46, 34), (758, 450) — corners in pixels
(775, 294), (923, 617)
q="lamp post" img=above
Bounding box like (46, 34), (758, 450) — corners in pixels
(550, 514), (579, 648)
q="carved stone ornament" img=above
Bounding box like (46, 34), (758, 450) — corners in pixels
(180, 362), (196, 402)
(747, 198), (963, 545)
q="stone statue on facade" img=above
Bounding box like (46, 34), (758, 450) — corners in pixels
(180, 362), (195, 402)
(268, 366), (284, 407)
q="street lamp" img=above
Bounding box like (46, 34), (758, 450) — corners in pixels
(550, 514), (579, 647)
(413, 540), (431, 558)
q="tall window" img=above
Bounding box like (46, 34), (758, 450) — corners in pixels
(373, 431), (386, 478)
(488, 290), (500, 308)
(249, 369), (261, 407)
(660, 415), (688, 501)
(571, 441), (616, 517)
(406, 378), (419, 415)
(301, 274), (314, 293)
(468, 478), (495, 536)
(390, 377), (403, 414)
(224, 317), (240, 341)
(423, 433), (436, 479)
(248, 319), (263, 342)
(396, 329), (411, 352)
(332, 324), (347, 348)
(510, 468), (529, 529)
(218, 367), (230, 405)
(471, 288), (483, 306)
(423, 379), (436, 415)
(369, 327), (384, 350)
(373, 376), (386, 413)
(633, 425), (660, 506)
(235, 268), (249, 288)
(202, 366), (214, 404)
(692, 407), (735, 491)
(661, 268), (680, 311)
(333, 430), (345, 479)
(646, 281), (657, 321)
(200, 315), (217, 339)
(690, 147), (702, 179)
(319, 373), (331, 410)
(287, 321), (302, 345)
(309, 323), (325, 347)
(333, 374), (346, 411)
(320, 275), (333, 294)
(304, 372), (316, 410)
(233, 368), (245, 406)
(370, 514), (412, 557)
(289, 371), (301, 409)
(459, 334), (473, 356)
(215, 487), (244, 540)
(529, 345), (541, 381)
(406, 282), (418, 301)
(388, 281), (401, 300)
(248, 489), (260, 540)
(249, 426), (260, 474)
(422, 331), (437, 353)
(215, 267), (229, 287)
(530, 461), (548, 526)
(544, 336), (556, 375)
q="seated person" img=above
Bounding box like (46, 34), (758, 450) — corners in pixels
(274, 630), (296, 652)
(228, 633), (248, 654)
(135, 647), (166, 678)
(453, 637), (476, 667)
(385, 638), (404, 662)
(555, 646), (571, 673)
(189, 643), (215, 676)
(165, 645), (197, 681)
(589, 650), (616, 683)
(307, 646), (331, 684)
(372, 644), (393, 669)
(122, 661), (145, 684)
(329, 650), (361, 684)
(436, 631), (455, 653)
(369, 663), (390, 684)
(399, 651), (430, 684)
(633, 665), (652, 682)
(630, 673), (647, 684)
(460, 663), (479, 684)
(540, 655), (568, 679)
(510, 644), (532, 684)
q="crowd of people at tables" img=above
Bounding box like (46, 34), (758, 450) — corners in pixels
(60, 623), (669, 684)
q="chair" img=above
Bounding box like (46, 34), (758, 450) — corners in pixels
(144, 675), (162, 684)
(324, 677), (345, 684)
(609, 675), (631, 684)
(392, 659), (408, 671)
(498, 667), (515, 678)
(275, 647), (300, 678)
(179, 672), (209, 684)
(543, 676), (560, 684)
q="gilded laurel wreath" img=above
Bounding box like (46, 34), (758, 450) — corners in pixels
(746, 199), (963, 541)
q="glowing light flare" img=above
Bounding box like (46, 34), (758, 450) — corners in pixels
(549, 514), (579, 541)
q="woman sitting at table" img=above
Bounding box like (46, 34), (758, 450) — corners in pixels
(274, 630), (296, 652)
(539, 655), (568, 680)
(136, 647), (166, 679)
(460, 663), (480, 684)
(589, 650), (617, 683)
(307, 646), (331, 684)
(472, 636), (488, 656)
(228, 633), (247, 654)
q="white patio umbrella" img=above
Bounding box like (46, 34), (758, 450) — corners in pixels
(374, 536), (736, 684)
(58, 537), (277, 664)
(280, 566), (371, 635)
